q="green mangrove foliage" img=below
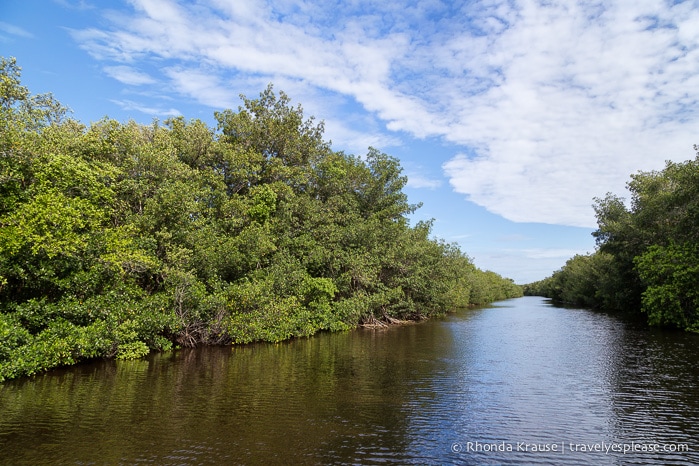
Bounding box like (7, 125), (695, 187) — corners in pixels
(0, 57), (521, 381)
(525, 150), (699, 331)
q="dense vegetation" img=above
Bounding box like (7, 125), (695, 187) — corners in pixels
(525, 149), (699, 332)
(0, 58), (521, 381)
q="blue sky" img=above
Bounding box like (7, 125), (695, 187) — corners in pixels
(2, 0), (698, 284)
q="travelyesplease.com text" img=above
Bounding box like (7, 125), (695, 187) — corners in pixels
(451, 440), (690, 455)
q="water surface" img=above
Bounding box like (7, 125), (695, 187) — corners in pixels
(1, 296), (698, 464)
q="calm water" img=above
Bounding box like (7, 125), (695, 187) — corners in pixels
(1, 296), (699, 465)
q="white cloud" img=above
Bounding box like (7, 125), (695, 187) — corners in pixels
(71, 0), (699, 227)
(519, 248), (591, 261)
(110, 99), (181, 117)
(471, 247), (594, 284)
(103, 65), (155, 85)
(0, 22), (34, 38)
(163, 67), (237, 109)
(323, 118), (401, 156)
(439, 0), (699, 227)
(52, 0), (94, 10)
(406, 173), (442, 190)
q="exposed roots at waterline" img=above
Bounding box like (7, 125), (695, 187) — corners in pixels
(360, 313), (417, 329)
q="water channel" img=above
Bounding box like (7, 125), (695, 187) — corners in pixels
(1, 296), (699, 464)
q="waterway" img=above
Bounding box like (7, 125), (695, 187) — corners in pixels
(1, 296), (698, 464)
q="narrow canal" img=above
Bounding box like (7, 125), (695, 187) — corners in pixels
(1, 296), (698, 464)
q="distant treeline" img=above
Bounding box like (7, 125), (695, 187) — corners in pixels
(524, 149), (699, 332)
(0, 58), (521, 381)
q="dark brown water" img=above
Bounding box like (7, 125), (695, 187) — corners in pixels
(1, 296), (699, 465)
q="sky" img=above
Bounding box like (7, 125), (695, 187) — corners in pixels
(2, 0), (698, 284)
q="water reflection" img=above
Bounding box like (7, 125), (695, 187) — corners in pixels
(609, 319), (699, 465)
(440, 298), (626, 464)
(1, 297), (698, 465)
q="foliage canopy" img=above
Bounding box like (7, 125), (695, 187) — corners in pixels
(0, 58), (521, 381)
(525, 151), (699, 332)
